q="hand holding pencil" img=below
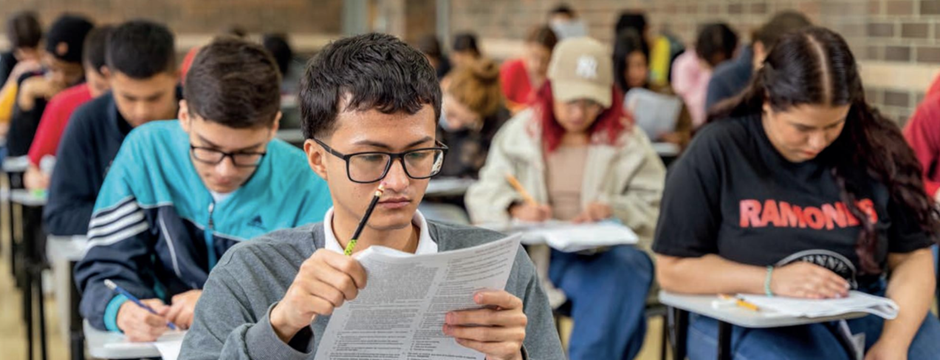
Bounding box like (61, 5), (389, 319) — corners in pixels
(505, 174), (552, 222)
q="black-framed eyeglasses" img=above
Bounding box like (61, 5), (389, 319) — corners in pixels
(190, 145), (267, 168)
(313, 138), (448, 183)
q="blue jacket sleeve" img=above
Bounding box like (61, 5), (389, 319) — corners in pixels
(43, 112), (97, 236)
(74, 140), (156, 331)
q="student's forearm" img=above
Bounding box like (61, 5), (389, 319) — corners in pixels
(656, 254), (766, 295)
(880, 248), (935, 349)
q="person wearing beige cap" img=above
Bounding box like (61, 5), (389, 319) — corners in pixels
(466, 37), (666, 360)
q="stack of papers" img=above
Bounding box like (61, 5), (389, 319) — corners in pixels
(738, 291), (898, 319)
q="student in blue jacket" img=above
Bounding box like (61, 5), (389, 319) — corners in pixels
(74, 37), (333, 341)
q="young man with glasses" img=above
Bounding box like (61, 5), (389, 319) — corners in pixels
(74, 37), (332, 341)
(179, 33), (565, 360)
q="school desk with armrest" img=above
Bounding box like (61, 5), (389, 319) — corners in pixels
(659, 290), (867, 360)
(47, 235), (88, 360)
(3, 155), (29, 280)
(10, 188), (49, 360)
(83, 320), (183, 359)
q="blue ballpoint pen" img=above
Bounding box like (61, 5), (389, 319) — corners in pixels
(104, 279), (178, 331)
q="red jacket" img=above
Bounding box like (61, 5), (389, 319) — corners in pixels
(27, 84), (93, 166)
(903, 93), (940, 197)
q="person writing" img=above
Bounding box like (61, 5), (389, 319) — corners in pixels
(654, 27), (940, 359)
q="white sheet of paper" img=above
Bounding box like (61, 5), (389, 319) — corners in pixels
(624, 88), (683, 140)
(101, 330), (185, 360)
(738, 291), (898, 319)
(482, 220), (638, 252)
(154, 339), (183, 360)
(314, 234), (522, 359)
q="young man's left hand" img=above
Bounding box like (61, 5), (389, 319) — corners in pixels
(444, 289), (527, 360)
(166, 289), (202, 329)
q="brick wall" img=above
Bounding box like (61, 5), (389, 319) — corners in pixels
(1, 0), (342, 36)
(450, 0), (940, 125)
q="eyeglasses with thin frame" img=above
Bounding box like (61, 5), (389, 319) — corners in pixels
(190, 145), (267, 168)
(313, 138), (448, 183)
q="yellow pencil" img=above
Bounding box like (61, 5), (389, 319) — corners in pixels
(719, 294), (760, 311)
(344, 182), (386, 256)
(505, 173), (537, 205)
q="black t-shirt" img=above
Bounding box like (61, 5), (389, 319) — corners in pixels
(652, 114), (933, 288)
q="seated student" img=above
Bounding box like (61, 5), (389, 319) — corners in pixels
(466, 37), (666, 360)
(705, 11), (811, 110)
(654, 27), (940, 360)
(0, 11), (41, 86)
(905, 95), (940, 201)
(179, 33), (564, 360)
(262, 33), (299, 95)
(23, 25), (112, 191)
(44, 20), (179, 236)
(438, 58), (508, 178)
(500, 26), (557, 114)
(0, 11), (42, 136)
(450, 32), (482, 70)
(671, 23), (737, 128)
(614, 29), (692, 149)
(74, 37), (333, 340)
(548, 4), (588, 39)
(7, 15), (94, 157)
(416, 34), (452, 79)
(615, 12), (685, 89)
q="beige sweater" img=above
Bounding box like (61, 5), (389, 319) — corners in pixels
(465, 109), (666, 252)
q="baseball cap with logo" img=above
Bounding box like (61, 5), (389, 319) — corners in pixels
(45, 15), (94, 63)
(547, 37), (613, 108)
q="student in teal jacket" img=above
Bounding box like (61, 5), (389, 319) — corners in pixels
(74, 37), (332, 341)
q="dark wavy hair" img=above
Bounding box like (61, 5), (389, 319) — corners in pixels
(710, 27), (940, 274)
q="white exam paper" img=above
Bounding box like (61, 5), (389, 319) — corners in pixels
(314, 234), (522, 359)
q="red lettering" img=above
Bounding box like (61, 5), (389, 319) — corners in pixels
(804, 206), (825, 230)
(779, 201), (802, 227)
(740, 200), (762, 227)
(856, 199), (879, 223)
(761, 200), (784, 227)
(821, 203), (848, 229)
(836, 202), (860, 226)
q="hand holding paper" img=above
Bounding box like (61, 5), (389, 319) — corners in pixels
(445, 290), (526, 360)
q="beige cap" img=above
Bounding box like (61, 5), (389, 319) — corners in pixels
(547, 37), (613, 108)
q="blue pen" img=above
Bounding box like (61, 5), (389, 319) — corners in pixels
(104, 279), (178, 331)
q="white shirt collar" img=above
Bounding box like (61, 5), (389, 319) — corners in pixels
(322, 207), (438, 255)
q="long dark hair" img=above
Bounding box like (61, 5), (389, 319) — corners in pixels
(612, 29), (649, 94)
(711, 27), (939, 274)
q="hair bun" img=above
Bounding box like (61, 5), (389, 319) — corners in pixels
(469, 58), (499, 84)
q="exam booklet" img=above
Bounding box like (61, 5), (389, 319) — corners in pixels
(314, 234), (522, 359)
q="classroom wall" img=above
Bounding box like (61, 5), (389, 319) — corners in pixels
(450, 0), (940, 126)
(0, 0), (343, 34)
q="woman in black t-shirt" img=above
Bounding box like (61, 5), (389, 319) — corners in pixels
(654, 27), (940, 359)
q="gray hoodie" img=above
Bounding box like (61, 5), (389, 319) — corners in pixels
(179, 221), (565, 360)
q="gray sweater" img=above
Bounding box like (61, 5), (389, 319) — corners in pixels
(178, 221), (565, 360)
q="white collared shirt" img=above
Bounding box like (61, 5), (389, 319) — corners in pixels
(322, 207), (438, 255)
